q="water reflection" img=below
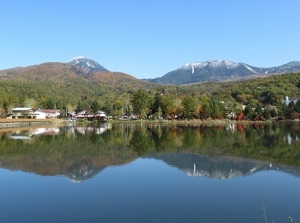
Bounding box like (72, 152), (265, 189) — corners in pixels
(71, 123), (111, 135)
(0, 121), (299, 182)
(10, 127), (60, 140)
(151, 152), (300, 179)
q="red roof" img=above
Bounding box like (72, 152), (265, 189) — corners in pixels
(41, 109), (60, 114)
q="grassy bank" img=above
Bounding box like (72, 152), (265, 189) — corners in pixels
(0, 118), (65, 129)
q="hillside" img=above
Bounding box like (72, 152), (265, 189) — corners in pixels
(0, 63), (87, 81)
(0, 57), (299, 120)
(0, 61), (161, 116)
(0, 62), (152, 87)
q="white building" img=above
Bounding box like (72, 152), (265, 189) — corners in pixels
(41, 109), (61, 118)
(10, 107), (47, 119)
(283, 96), (298, 106)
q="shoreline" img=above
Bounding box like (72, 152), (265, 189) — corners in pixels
(1, 118), (298, 130)
(0, 118), (65, 129)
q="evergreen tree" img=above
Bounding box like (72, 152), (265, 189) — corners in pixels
(91, 100), (100, 113)
(131, 89), (150, 118)
(182, 96), (196, 119)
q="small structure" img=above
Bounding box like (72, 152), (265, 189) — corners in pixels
(283, 96), (299, 106)
(10, 107), (48, 119)
(11, 107), (33, 119)
(41, 109), (61, 118)
(27, 110), (46, 119)
(67, 110), (108, 122)
(75, 110), (95, 119)
(95, 111), (108, 122)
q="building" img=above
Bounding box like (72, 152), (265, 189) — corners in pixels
(27, 110), (46, 119)
(283, 96), (299, 106)
(9, 107), (48, 119)
(10, 107), (33, 119)
(41, 109), (61, 118)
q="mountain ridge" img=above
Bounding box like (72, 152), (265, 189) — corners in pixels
(149, 60), (300, 85)
(1, 57), (300, 85)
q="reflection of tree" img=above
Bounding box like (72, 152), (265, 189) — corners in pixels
(182, 128), (199, 149)
(0, 122), (300, 181)
(129, 127), (154, 155)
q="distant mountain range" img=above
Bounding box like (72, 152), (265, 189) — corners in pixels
(149, 60), (300, 85)
(1, 57), (300, 85)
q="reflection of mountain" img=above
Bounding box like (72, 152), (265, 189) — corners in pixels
(1, 123), (300, 182)
(1, 123), (134, 182)
(66, 164), (106, 183)
(150, 153), (300, 179)
(0, 153), (134, 183)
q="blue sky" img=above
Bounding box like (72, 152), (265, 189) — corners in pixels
(1, 0), (299, 79)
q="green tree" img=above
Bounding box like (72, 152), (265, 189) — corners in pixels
(198, 95), (211, 119)
(151, 92), (163, 115)
(263, 109), (271, 120)
(91, 100), (100, 113)
(293, 100), (300, 112)
(182, 96), (196, 119)
(23, 98), (37, 108)
(112, 100), (122, 118)
(131, 89), (150, 118)
(270, 108), (277, 118)
(255, 104), (263, 116)
(210, 98), (225, 119)
(75, 100), (84, 113)
(244, 104), (256, 120)
(41, 98), (56, 109)
(161, 95), (174, 118)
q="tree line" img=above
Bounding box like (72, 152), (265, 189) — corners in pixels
(0, 73), (299, 120)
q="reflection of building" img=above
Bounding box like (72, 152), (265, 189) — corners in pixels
(74, 123), (111, 135)
(284, 133), (300, 145)
(28, 128), (60, 136)
(10, 128), (60, 140)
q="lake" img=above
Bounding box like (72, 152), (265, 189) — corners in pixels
(0, 121), (299, 223)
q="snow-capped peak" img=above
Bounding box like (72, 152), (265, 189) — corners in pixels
(181, 60), (239, 70)
(66, 56), (86, 63)
(66, 56), (109, 72)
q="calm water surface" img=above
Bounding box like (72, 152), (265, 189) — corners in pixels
(0, 122), (299, 223)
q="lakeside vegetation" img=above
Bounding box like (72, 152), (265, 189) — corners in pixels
(0, 68), (299, 121)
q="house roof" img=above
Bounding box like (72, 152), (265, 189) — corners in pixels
(41, 109), (60, 113)
(291, 95), (300, 100)
(12, 107), (32, 111)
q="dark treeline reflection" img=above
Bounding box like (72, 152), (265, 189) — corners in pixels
(0, 122), (299, 181)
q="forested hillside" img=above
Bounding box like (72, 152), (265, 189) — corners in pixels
(0, 62), (299, 121)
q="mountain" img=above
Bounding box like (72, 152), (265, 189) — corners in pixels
(0, 59), (160, 105)
(66, 56), (109, 72)
(149, 60), (300, 85)
(0, 60), (137, 84)
(0, 62), (88, 81)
